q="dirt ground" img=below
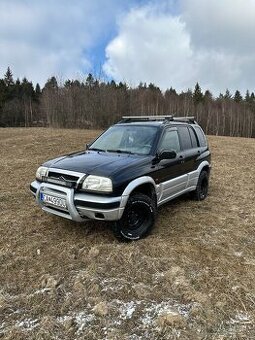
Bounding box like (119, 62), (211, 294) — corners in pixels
(0, 128), (255, 340)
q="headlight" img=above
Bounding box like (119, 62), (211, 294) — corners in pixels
(36, 166), (48, 181)
(82, 175), (112, 192)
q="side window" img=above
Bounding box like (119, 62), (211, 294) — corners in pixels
(188, 126), (199, 148)
(177, 126), (192, 150)
(159, 130), (181, 153)
(194, 126), (207, 147)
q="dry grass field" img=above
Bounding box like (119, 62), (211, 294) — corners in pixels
(0, 128), (255, 340)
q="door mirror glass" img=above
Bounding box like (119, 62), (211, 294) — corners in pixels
(159, 150), (177, 160)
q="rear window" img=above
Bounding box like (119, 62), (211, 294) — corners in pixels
(194, 126), (207, 147)
(177, 126), (192, 150)
(188, 126), (199, 148)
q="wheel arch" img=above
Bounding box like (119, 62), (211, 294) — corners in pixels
(197, 161), (211, 176)
(119, 176), (157, 210)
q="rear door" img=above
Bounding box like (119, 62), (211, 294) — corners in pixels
(177, 125), (201, 173)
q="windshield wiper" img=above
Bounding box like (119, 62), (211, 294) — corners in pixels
(88, 147), (106, 152)
(107, 149), (133, 154)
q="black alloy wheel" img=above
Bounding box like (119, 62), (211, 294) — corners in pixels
(191, 170), (209, 201)
(113, 193), (156, 241)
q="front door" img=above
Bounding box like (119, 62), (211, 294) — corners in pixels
(154, 128), (188, 203)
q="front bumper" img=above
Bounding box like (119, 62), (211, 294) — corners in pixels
(30, 181), (128, 222)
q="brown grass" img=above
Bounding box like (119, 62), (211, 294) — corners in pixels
(0, 127), (255, 339)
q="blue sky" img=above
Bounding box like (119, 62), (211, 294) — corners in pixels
(0, 0), (255, 95)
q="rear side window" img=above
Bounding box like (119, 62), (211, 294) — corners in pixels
(177, 126), (192, 150)
(188, 126), (199, 147)
(194, 126), (207, 147)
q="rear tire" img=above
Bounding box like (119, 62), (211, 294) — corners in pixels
(113, 193), (156, 241)
(191, 170), (209, 201)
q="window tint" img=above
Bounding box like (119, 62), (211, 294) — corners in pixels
(194, 126), (207, 147)
(188, 126), (199, 147)
(177, 126), (192, 150)
(159, 130), (180, 153)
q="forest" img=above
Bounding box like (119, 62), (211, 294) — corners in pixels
(0, 67), (254, 138)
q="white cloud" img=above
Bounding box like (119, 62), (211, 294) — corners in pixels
(104, 5), (195, 90)
(104, 0), (255, 94)
(182, 0), (255, 54)
(0, 0), (129, 85)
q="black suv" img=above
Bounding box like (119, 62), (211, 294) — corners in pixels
(30, 116), (211, 241)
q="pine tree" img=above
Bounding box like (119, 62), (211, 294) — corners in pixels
(234, 90), (243, 103)
(193, 82), (203, 104)
(250, 92), (255, 102)
(86, 73), (94, 87)
(35, 83), (41, 95)
(4, 67), (14, 87)
(224, 89), (232, 99)
(110, 80), (116, 88)
(167, 87), (177, 95)
(34, 83), (41, 102)
(64, 80), (72, 88)
(245, 90), (250, 102)
(204, 90), (213, 100)
(45, 76), (58, 89)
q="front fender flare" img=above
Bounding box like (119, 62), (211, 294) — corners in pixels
(118, 176), (157, 218)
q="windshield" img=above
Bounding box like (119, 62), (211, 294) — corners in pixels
(89, 125), (158, 155)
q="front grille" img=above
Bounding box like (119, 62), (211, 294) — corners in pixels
(45, 171), (81, 188)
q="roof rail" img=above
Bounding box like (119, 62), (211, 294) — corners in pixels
(119, 115), (196, 124)
(172, 116), (196, 123)
(120, 115), (173, 123)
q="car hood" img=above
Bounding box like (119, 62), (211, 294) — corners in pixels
(43, 150), (150, 177)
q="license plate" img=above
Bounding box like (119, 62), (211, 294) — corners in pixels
(40, 193), (67, 209)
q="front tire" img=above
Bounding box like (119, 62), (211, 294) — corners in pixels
(191, 170), (209, 201)
(113, 193), (156, 241)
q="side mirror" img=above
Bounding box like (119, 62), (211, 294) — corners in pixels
(85, 143), (90, 150)
(159, 150), (177, 160)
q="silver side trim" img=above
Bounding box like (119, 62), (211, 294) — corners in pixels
(157, 160), (210, 205)
(158, 186), (196, 206)
(157, 174), (188, 204)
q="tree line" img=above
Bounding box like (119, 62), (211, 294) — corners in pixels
(0, 67), (254, 138)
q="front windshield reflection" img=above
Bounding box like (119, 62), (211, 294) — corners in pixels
(89, 125), (158, 155)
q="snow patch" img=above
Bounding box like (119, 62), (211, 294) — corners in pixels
(58, 311), (94, 333)
(100, 277), (126, 292)
(141, 300), (193, 326)
(16, 318), (39, 331)
(233, 251), (243, 257)
(230, 312), (252, 325)
(30, 288), (51, 296)
(75, 312), (95, 332)
(119, 301), (137, 320)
